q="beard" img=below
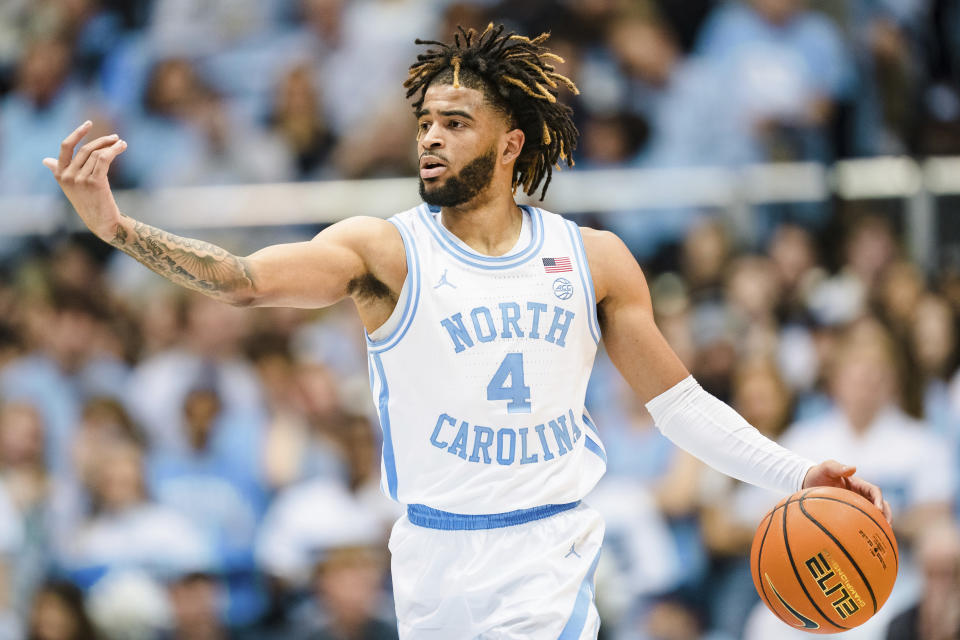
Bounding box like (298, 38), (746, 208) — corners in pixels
(419, 147), (497, 207)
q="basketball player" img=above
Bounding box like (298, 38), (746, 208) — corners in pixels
(44, 25), (890, 640)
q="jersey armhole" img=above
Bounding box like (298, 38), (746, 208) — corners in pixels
(565, 219), (601, 344)
(365, 217), (421, 353)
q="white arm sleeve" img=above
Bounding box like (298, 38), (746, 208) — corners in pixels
(645, 376), (815, 495)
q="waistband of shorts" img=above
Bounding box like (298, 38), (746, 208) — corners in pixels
(406, 501), (580, 530)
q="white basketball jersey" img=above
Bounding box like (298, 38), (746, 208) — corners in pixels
(366, 204), (606, 514)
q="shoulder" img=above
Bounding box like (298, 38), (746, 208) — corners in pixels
(316, 214), (406, 277)
(697, 4), (753, 49)
(578, 226), (646, 304)
(321, 215), (403, 245)
(879, 410), (951, 450)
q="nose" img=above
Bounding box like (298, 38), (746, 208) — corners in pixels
(420, 121), (444, 149)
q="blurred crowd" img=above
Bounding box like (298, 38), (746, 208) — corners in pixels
(2, 0), (960, 196)
(3, 214), (960, 639)
(3, 0), (960, 639)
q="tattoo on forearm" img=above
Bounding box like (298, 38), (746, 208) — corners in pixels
(108, 214), (256, 303)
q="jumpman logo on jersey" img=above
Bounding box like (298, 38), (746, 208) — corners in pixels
(434, 269), (456, 290)
(564, 543), (581, 559)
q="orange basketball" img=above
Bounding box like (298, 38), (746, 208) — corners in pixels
(750, 486), (898, 634)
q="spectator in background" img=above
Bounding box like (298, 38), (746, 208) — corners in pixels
(292, 546), (397, 640)
(0, 464), (22, 639)
(791, 320), (955, 540)
(0, 37), (95, 195)
(159, 572), (233, 640)
(132, 290), (186, 359)
(1, 287), (129, 478)
(596, 14), (731, 259)
(723, 255), (781, 358)
(118, 58), (205, 188)
(261, 360), (349, 489)
(147, 384), (264, 569)
(27, 580), (99, 640)
(0, 403), (48, 522)
(807, 214), (900, 327)
(254, 336), (348, 490)
(696, 0), (855, 163)
(125, 294), (265, 455)
(185, 86), (293, 186)
(609, 14), (738, 168)
(49, 398), (143, 557)
(268, 63), (336, 180)
(700, 358), (796, 639)
(680, 220), (737, 401)
(886, 518), (960, 640)
(844, 0), (927, 156)
(908, 294), (960, 440)
(768, 222), (820, 324)
(0, 402), (51, 616)
(744, 320), (957, 639)
(60, 438), (211, 585)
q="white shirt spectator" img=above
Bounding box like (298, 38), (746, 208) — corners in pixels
(125, 349), (265, 454)
(65, 503), (213, 577)
(780, 406), (955, 512)
(256, 479), (386, 585)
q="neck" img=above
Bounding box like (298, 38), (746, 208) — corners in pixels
(844, 404), (885, 434)
(439, 191), (523, 257)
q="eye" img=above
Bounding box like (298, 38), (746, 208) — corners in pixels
(448, 120), (465, 129)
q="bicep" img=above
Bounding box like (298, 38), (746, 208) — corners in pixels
(244, 216), (401, 308)
(585, 229), (689, 402)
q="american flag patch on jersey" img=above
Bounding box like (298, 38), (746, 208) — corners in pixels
(542, 257), (572, 273)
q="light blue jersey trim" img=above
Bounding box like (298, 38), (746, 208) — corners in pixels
(565, 221), (601, 343)
(407, 501), (580, 530)
(371, 353), (398, 501)
(557, 547), (602, 639)
(417, 204), (545, 270)
(583, 436), (607, 464)
(366, 217), (421, 354)
(581, 412), (600, 438)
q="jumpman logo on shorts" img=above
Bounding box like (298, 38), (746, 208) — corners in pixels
(564, 543), (581, 559)
(434, 268), (456, 289)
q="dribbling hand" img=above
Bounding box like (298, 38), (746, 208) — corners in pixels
(42, 120), (128, 241)
(803, 459), (892, 523)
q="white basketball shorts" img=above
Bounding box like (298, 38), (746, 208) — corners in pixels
(389, 501), (605, 640)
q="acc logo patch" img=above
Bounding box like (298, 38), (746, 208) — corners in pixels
(553, 277), (574, 300)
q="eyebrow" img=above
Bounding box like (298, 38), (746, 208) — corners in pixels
(416, 109), (475, 121)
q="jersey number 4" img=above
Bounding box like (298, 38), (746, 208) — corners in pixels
(486, 353), (532, 414)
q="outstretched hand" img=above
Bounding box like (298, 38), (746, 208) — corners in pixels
(803, 459), (892, 523)
(42, 120), (127, 240)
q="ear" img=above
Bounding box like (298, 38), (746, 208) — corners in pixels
(500, 128), (525, 166)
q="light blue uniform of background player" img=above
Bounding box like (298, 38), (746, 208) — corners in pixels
(43, 23), (892, 640)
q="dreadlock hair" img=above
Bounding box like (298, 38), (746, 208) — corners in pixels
(404, 23), (579, 200)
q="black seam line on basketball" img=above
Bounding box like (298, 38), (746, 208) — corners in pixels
(798, 499), (878, 613)
(800, 497), (899, 570)
(756, 504), (782, 623)
(782, 494), (849, 630)
(765, 574), (820, 629)
(755, 492), (813, 627)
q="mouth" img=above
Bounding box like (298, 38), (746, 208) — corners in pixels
(420, 156), (448, 180)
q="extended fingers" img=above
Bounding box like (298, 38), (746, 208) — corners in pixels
(58, 121), (93, 170)
(848, 476), (886, 513)
(69, 134), (120, 176)
(72, 138), (126, 183)
(91, 139), (127, 177)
